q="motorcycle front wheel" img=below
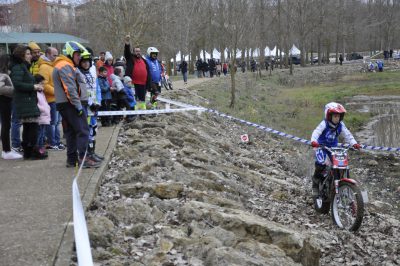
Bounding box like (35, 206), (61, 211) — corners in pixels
(162, 78), (169, 91)
(331, 182), (364, 231)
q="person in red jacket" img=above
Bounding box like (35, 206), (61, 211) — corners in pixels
(104, 51), (114, 86)
(124, 35), (151, 110)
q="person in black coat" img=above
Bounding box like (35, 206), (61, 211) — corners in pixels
(181, 60), (188, 84)
(9, 45), (45, 159)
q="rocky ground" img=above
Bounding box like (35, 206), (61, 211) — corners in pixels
(79, 83), (400, 265)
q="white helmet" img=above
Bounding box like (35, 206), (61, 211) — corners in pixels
(147, 47), (159, 56)
(324, 102), (346, 121)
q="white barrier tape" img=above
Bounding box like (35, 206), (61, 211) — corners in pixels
(205, 108), (400, 152)
(98, 97), (400, 152)
(97, 107), (206, 116)
(72, 152), (94, 266)
(157, 97), (198, 108)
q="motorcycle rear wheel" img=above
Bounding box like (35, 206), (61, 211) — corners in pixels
(331, 183), (364, 231)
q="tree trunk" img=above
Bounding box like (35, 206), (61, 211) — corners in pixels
(230, 57), (236, 108)
(317, 36), (321, 65)
(326, 40), (331, 64)
(246, 48), (250, 70)
(189, 52), (194, 74)
(173, 57), (177, 76)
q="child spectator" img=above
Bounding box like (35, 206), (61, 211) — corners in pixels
(123, 76), (136, 110)
(104, 51), (114, 85)
(34, 74), (50, 159)
(110, 67), (129, 123)
(98, 66), (112, 126)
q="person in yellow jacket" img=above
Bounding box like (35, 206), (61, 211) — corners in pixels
(38, 47), (64, 151)
(28, 41), (41, 75)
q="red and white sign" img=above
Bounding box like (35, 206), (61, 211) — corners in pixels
(240, 134), (249, 143)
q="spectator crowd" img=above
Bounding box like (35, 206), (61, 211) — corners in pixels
(0, 36), (166, 168)
(0, 35), (274, 167)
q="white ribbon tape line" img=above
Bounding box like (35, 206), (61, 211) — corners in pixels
(97, 97), (400, 152)
(72, 152), (94, 266)
(97, 107), (206, 116)
(72, 179), (93, 266)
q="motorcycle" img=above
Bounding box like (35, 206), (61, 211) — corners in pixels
(313, 145), (365, 231)
(162, 73), (173, 91)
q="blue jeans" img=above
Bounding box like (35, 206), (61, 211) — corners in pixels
(11, 103), (22, 148)
(37, 124), (47, 147)
(45, 102), (61, 146)
(183, 72), (188, 83)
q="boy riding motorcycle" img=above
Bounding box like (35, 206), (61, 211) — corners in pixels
(310, 102), (361, 196)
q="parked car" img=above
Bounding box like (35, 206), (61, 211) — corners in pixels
(310, 56), (318, 64)
(288, 55), (301, 65)
(346, 52), (363, 61)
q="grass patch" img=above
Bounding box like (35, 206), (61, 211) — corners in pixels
(193, 70), (400, 139)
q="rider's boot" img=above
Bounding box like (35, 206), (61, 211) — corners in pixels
(150, 94), (158, 109)
(312, 164), (325, 196)
(137, 101), (146, 110)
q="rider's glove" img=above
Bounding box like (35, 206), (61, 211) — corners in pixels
(311, 141), (319, 148)
(353, 143), (361, 150)
(76, 108), (83, 117)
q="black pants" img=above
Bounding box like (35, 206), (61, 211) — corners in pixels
(100, 99), (111, 125)
(0, 95), (12, 152)
(59, 104), (89, 163)
(150, 83), (161, 97)
(22, 122), (39, 158)
(134, 84), (146, 101)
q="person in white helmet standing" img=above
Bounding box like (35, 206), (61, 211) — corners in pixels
(145, 47), (162, 109)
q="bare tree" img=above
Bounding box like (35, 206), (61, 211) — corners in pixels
(215, 0), (250, 108)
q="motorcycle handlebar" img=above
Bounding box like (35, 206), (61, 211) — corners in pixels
(312, 144), (359, 152)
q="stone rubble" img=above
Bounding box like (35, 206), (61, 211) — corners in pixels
(78, 105), (400, 266)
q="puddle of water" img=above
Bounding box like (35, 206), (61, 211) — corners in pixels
(347, 97), (400, 147)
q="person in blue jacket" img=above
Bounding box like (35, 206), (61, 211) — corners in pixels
(377, 60), (384, 72)
(98, 66), (112, 126)
(122, 76), (136, 110)
(310, 102), (361, 196)
(145, 47), (162, 108)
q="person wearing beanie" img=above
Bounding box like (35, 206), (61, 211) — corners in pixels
(104, 51), (114, 86)
(122, 76), (136, 113)
(28, 41), (41, 75)
(123, 76), (132, 84)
